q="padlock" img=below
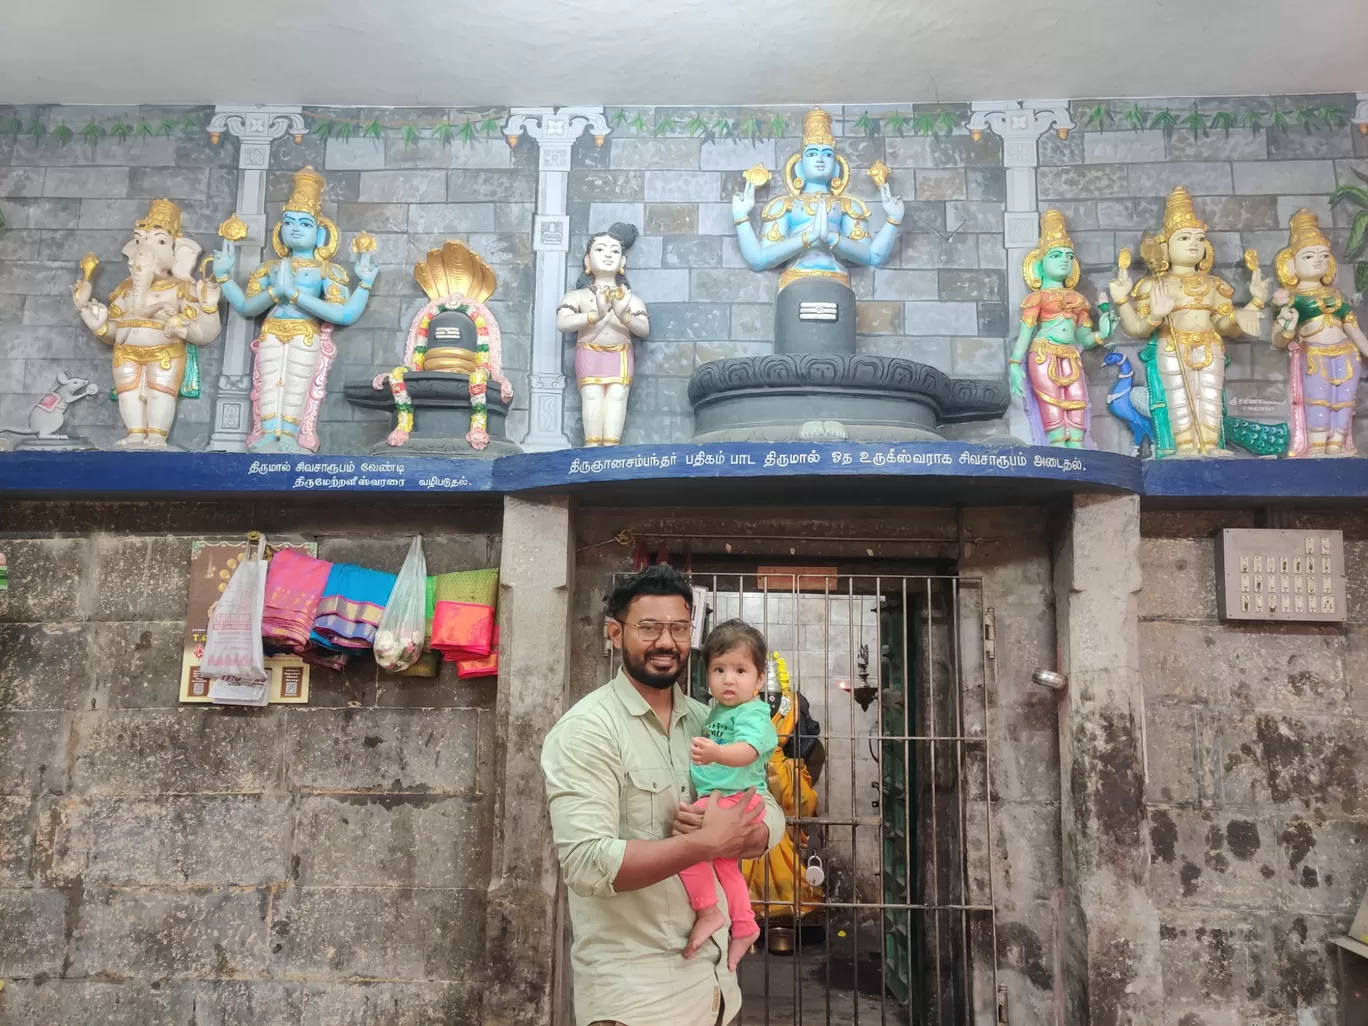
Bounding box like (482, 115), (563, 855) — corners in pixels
(804, 855), (825, 888)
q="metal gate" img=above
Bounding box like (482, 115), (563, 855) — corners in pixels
(610, 572), (997, 1026)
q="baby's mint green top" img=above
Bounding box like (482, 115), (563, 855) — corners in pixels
(690, 698), (779, 796)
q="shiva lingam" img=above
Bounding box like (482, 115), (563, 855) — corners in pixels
(344, 241), (519, 456)
(688, 107), (1008, 442)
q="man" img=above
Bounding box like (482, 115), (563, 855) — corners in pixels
(542, 565), (785, 1026)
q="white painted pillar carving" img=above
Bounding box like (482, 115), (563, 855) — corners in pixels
(502, 107), (610, 452)
(967, 101), (1074, 443)
(204, 105), (306, 452)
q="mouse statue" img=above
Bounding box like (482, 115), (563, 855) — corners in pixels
(4, 370), (100, 450)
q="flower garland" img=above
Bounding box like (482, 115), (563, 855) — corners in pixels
(384, 296), (514, 451)
(769, 651), (793, 724)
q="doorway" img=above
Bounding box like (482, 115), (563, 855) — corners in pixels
(612, 569), (998, 1025)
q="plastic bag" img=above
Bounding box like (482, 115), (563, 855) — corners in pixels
(374, 536), (427, 672)
(203, 536), (269, 705)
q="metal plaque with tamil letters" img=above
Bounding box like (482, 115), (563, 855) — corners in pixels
(1215, 529), (1346, 623)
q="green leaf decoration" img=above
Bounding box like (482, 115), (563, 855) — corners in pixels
(1346, 209), (1368, 261)
(27, 120), (45, 144)
(156, 119), (177, 137)
(1150, 108), (1178, 135)
(137, 120), (155, 138)
(365, 120), (384, 141)
(53, 122), (73, 147)
(481, 117), (500, 138)
(1351, 165), (1368, 189)
(1355, 261), (1368, 295)
(111, 122), (133, 143)
(182, 116), (199, 136)
(1209, 111), (1236, 136)
(1270, 109), (1291, 132)
(434, 122), (455, 147)
(1179, 109), (1207, 137)
(912, 113), (937, 136)
(80, 121), (105, 146)
(611, 109), (630, 128)
(712, 117), (735, 139)
(313, 119), (333, 142)
(853, 111), (879, 137)
(401, 124), (419, 149)
(768, 114), (787, 137)
(1330, 184), (1368, 212)
(936, 110), (959, 135)
(1085, 105), (1110, 130)
(1295, 107), (1321, 132)
(630, 112), (649, 133)
(1122, 105), (1148, 131)
(653, 115), (676, 137)
(1238, 109), (1264, 135)
(1320, 106), (1348, 128)
(458, 119), (477, 144)
(336, 121), (354, 141)
(739, 115), (762, 141)
(884, 111), (910, 136)
(684, 114), (709, 137)
(3, 117), (22, 138)
(0, 206), (6, 231)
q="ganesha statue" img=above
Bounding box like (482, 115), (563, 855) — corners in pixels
(1272, 209), (1368, 457)
(212, 167), (377, 453)
(1110, 185), (1272, 458)
(1010, 209), (1114, 448)
(71, 199), (222, 447)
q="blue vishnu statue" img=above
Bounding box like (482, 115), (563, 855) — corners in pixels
(732, 108), (904, 303)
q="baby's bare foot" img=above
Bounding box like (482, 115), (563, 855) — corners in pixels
(685, 906), (727, 960)
(728, 930), (760, 972)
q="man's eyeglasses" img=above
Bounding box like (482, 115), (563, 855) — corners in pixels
(620, 620), (693, 643)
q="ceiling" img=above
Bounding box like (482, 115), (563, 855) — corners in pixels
(4, 0), (1365, 108)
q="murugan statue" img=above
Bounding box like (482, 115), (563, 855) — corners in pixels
(556, 223), (649, 447)
(733, 107), (903, 294)
(212, 167), (377, 453)
(1272, 209), (1368, 457)
(1109, 185), (1269, 457)
(1010, 209), (1114, 447)
(71, 199), (222, 447)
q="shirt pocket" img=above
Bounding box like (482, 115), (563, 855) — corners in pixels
(623, 765), (672, 838)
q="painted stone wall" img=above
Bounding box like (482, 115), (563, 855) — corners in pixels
(0, 105), (236, 451)
(1140, 508), (1368, 1024)
(1051, 94), (1368, 454)
(0, 501), (501, 1025)
(566, 106), (1010, 444)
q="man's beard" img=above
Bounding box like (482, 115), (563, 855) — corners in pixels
(622, 645), (683, 691)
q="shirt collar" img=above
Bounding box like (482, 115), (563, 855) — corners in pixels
(611, 669), (689, 725)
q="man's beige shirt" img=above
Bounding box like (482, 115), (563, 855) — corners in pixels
(542, 671), (785, 1026)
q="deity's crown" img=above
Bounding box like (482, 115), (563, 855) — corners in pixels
(284, 166), (326, 218)
(1161, 185), (1206, 237)
(136, 198), (182, 237)
(1288, 208), (1330, 251)
(1037, 209), (1074, 251)
(802, 107), (835, 147)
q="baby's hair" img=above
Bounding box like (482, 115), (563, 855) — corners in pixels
(701, 619), (768, 674)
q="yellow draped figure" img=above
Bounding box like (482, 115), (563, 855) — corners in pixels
(742, 653), (824, 923)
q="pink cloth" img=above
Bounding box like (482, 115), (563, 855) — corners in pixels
(262, 549), (333, 652)
(574, 341), (633, 387)
(677, 792), (763, 939)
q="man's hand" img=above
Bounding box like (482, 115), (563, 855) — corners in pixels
(696, 789), (765, 860)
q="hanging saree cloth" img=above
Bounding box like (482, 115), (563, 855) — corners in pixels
(310, 563), (396, 651)
(262, 548), (332, 652)
(431, 568), (499, 661)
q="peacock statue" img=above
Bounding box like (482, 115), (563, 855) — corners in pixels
(1102, 349), (1154, 457)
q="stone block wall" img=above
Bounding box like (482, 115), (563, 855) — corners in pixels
(0, 105), (237, 450)
(1140, 508), (1368, 1024)
(566, 106), (1010, 444)
(0, 501), (502, 1025)
(1047, 94), (1368, 454)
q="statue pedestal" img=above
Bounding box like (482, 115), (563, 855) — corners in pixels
(16, 436), (96, 452)
(688, 279), (1009, 443)
(343, 372), (521, 458)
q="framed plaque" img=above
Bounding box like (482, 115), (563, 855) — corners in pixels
(1215, 529), (1346, 623)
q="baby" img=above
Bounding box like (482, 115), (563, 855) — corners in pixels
(681, 618), (779, 970)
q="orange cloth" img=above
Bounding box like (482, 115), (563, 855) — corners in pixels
(455, 626), (499, 679)
(431, 569), (498, 660)
(1019, 287), (1092, 328)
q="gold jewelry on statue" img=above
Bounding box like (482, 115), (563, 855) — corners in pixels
(1162, 185), (1206, 237)
(136, 198), (183, 237)
(586, 311), (598, 326)
(93, 322), (109, 338)
(1247, 297), (1265, 310)
(358, 281), (371, 290)
(734, 216), (749, 225)
(886, 216), (902, 227)
(802, 107), (835, 147)
(284, 166), (325, 218)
